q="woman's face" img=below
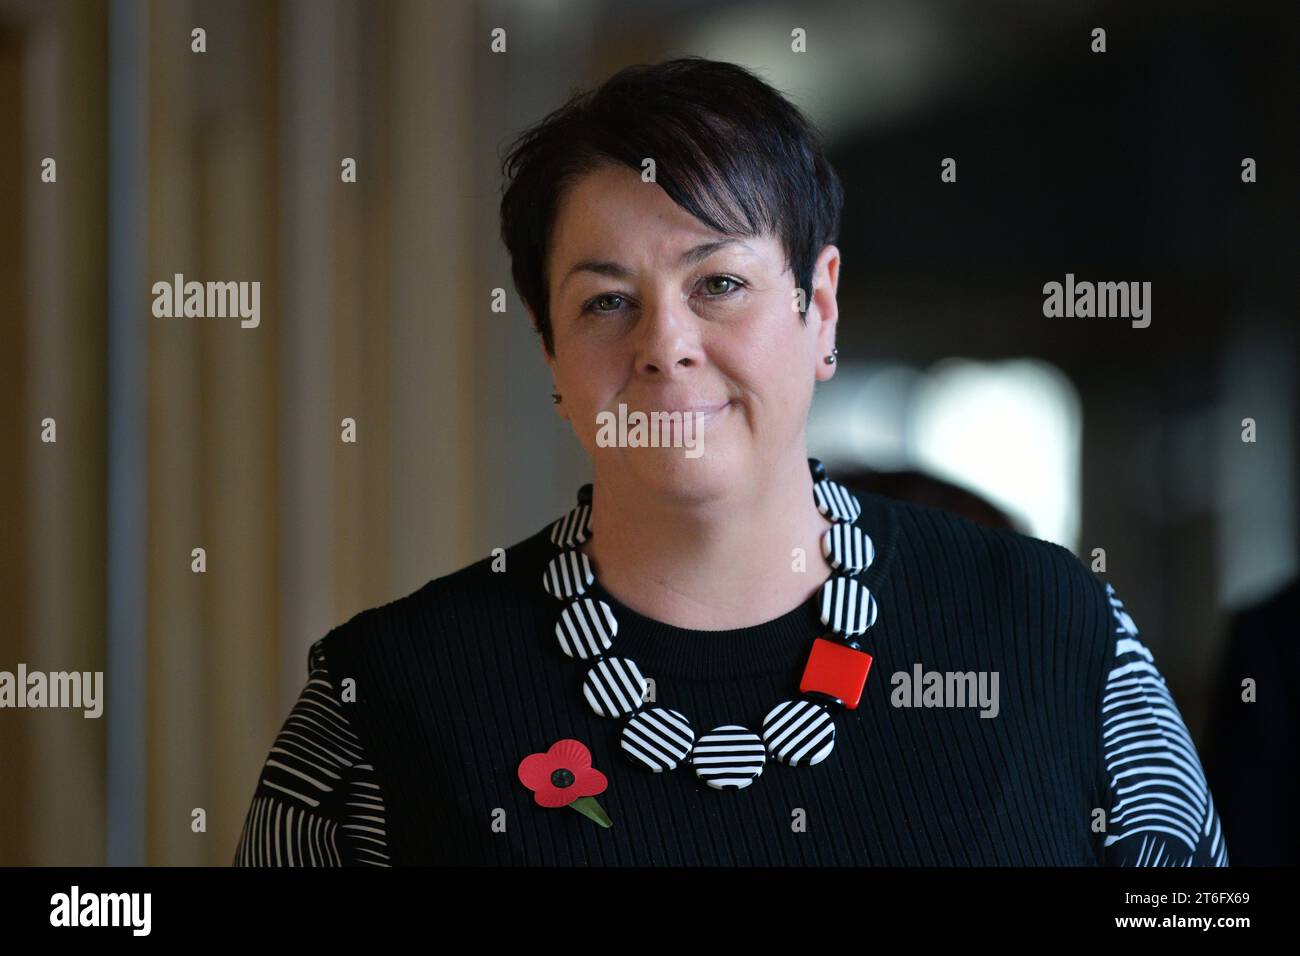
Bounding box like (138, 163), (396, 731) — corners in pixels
(540, 162), (840, 503)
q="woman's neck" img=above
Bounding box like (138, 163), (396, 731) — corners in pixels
(578, 455), (835, 630)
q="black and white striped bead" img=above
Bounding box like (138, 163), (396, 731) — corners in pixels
(555, 597), (618, 660)
(582, 656), (648, 718)
(620, 707), (695, 772)
(818, 575), (878, 636)
(550, 504), (592, 548)
(822, 523), (875, 574)
(762, 699), (836, 767)
(813, 479), (861, 523)
(542, 550), (594, 599)
(689, 725), (766, 790)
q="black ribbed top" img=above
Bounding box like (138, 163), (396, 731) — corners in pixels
(310, 484), (1158, 866)
(584, 572), (841, 681)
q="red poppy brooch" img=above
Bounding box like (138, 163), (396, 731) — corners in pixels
(517, 738), (612, 828)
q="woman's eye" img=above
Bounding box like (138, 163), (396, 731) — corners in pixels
(701, 275), (743, 296)
(583, 293), (626, 314)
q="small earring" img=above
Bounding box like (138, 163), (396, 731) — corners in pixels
(551, 392), (562, 403)
(824, 348), (838, 365)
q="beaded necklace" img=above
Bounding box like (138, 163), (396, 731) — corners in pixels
(542, 458), (879, 791)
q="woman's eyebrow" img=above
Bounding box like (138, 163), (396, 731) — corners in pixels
(557, 239), (756, 293)
(678, 238), (755, 267)
(559, 259), (632, 292)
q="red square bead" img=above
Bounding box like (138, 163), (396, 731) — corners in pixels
(799, 636), (873, 709)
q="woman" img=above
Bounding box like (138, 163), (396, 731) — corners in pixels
(234, 57), (1227, 866)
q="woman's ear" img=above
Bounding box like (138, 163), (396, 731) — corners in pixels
(538, 334), (568, 422)
(811, 245), (841, 381)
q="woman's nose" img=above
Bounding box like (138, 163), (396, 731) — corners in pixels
(634, 293), (703, 375)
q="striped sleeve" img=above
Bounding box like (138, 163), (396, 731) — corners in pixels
(233, 638), (392, 866)
(1097, 582), (1228, 866)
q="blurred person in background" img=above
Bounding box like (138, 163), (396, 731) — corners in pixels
(837, 467), (1021, 534)
(1201, 574), (1300, 866)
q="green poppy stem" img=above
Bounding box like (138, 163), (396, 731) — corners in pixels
(568, 796), (613, 828)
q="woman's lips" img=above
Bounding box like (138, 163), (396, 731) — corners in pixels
(657, 400), (731, 415)
(662, 401), (731, 428)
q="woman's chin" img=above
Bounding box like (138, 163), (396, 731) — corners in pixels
(620, 445), (740, 500)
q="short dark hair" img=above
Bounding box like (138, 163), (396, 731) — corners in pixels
(498, 56), (845, 357)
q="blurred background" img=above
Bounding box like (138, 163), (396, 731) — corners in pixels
(0, 0), (1295, 865)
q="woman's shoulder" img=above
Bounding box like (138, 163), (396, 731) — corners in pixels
(872, 489), (1092, 580)
(875, 491), (1113, 650)
(314, 519), (557, 655)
